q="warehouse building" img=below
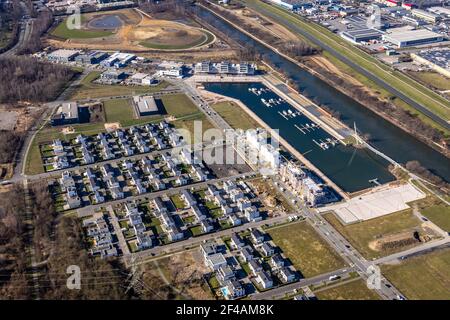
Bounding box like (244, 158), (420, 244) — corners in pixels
(75, 51), (108, 64)
(48, 49), (79, 63)
(51, 102), (79, 126)
(267, 0), (304, 10)
(341, 28), (383, 43)
(411, 9), (440, 23)
(411, 49), (450, 78)
(382, 29), (444, 47)
(133, 95), (159, 117)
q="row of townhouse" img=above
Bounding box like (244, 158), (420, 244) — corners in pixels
(83, 214), (118, 258)
(51, 139), (70, 170)
(84, 168), (105, 204)
(153, 197), (184, 242)
(201, 241), (246, 300)
(60, 171), (81, 209)
(124, 203), (153, 250)
(209, 180), (262, 224)
(76, 134), (95, 164)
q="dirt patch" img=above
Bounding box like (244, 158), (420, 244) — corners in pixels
(104, 122), (121, 132)
(150, 250), (213, 300)
(368, 229), (435, 252)
(47, 8), (215, 52)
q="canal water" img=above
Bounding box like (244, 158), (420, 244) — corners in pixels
(205, 82), (395, 193)
(195, 6), (450, 183)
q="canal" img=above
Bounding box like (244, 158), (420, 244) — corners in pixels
(195, 5), (450, 183)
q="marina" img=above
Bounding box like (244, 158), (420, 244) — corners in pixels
(204, 82), (396, 193)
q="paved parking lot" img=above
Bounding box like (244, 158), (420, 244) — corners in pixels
(319, 183), (426, 224)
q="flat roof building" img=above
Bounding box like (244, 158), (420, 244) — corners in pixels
(48, 49), (79, 63)
(51, 102), (79, 126)
(341, 28), (384, 43)
(133, 95), (159, 117)
(411, 9), (440, 23)
(382, 29), (444, 47)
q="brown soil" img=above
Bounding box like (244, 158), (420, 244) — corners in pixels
(47, 8), (215, 52)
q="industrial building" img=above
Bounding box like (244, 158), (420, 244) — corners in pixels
(133, 95), (159, 117)
(341, 28), (384, 43)
(51, 102), (80, 126)
(266, 0), (304, 10)
(100, 70), (127, 83)
(412, 49), (450, 78)
(382, 29), (444, 47)
(100, 52), (136, 68)
(47, 49), (79, 63)
(411, 9), (440, 23)
(75, 51), (108, 64)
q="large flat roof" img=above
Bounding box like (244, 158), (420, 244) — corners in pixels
(49, 49), (79, 58)
(133, 95), (158, 115)
(383, 29), (443, 42)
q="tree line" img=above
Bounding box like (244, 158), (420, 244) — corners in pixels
(0, 56), (77, 103)
(194, 0), (318, 59)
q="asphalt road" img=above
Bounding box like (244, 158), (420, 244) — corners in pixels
(242, 0), (450, 130)
(250, 267), (352, 300)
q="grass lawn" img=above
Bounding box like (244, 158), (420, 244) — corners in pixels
(381, 248), (450, 300)
(212, 101), (259, 130)
(324, 210), (423, 260)
(268, 221), (346, 278)
(171, 194), (186, 210)
(416, 197), (450, 232)
(160, 93), (216, 141)
(140, 30), (214, 50)
(70, 71), (169, 100)
(160, 94), (200, 117)
(190, 225), (204, 236)
(51, 18), (114, 39)
(314, 279), (381, 300)
(408, 71), (450, 91)
(104, 98), (135, 123)
(245, 0), (450, 128)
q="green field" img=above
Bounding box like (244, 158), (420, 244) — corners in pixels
(416, 196), (450, 232)
(244, 0), (450, 128)
(314, 279), (381, 300)
(140, 30), (215, 50)
(212, 101), (259, 130)
(51, 17), (114, 39)
(70, 71), (170, 100)
(104, 98), (135, 123)
(324, 210), (423, 260)
(382, 248), (450, 300)
(267, 221), (346, 278)
(161, 94), (215, 140)
(408, 71), (450, 91)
